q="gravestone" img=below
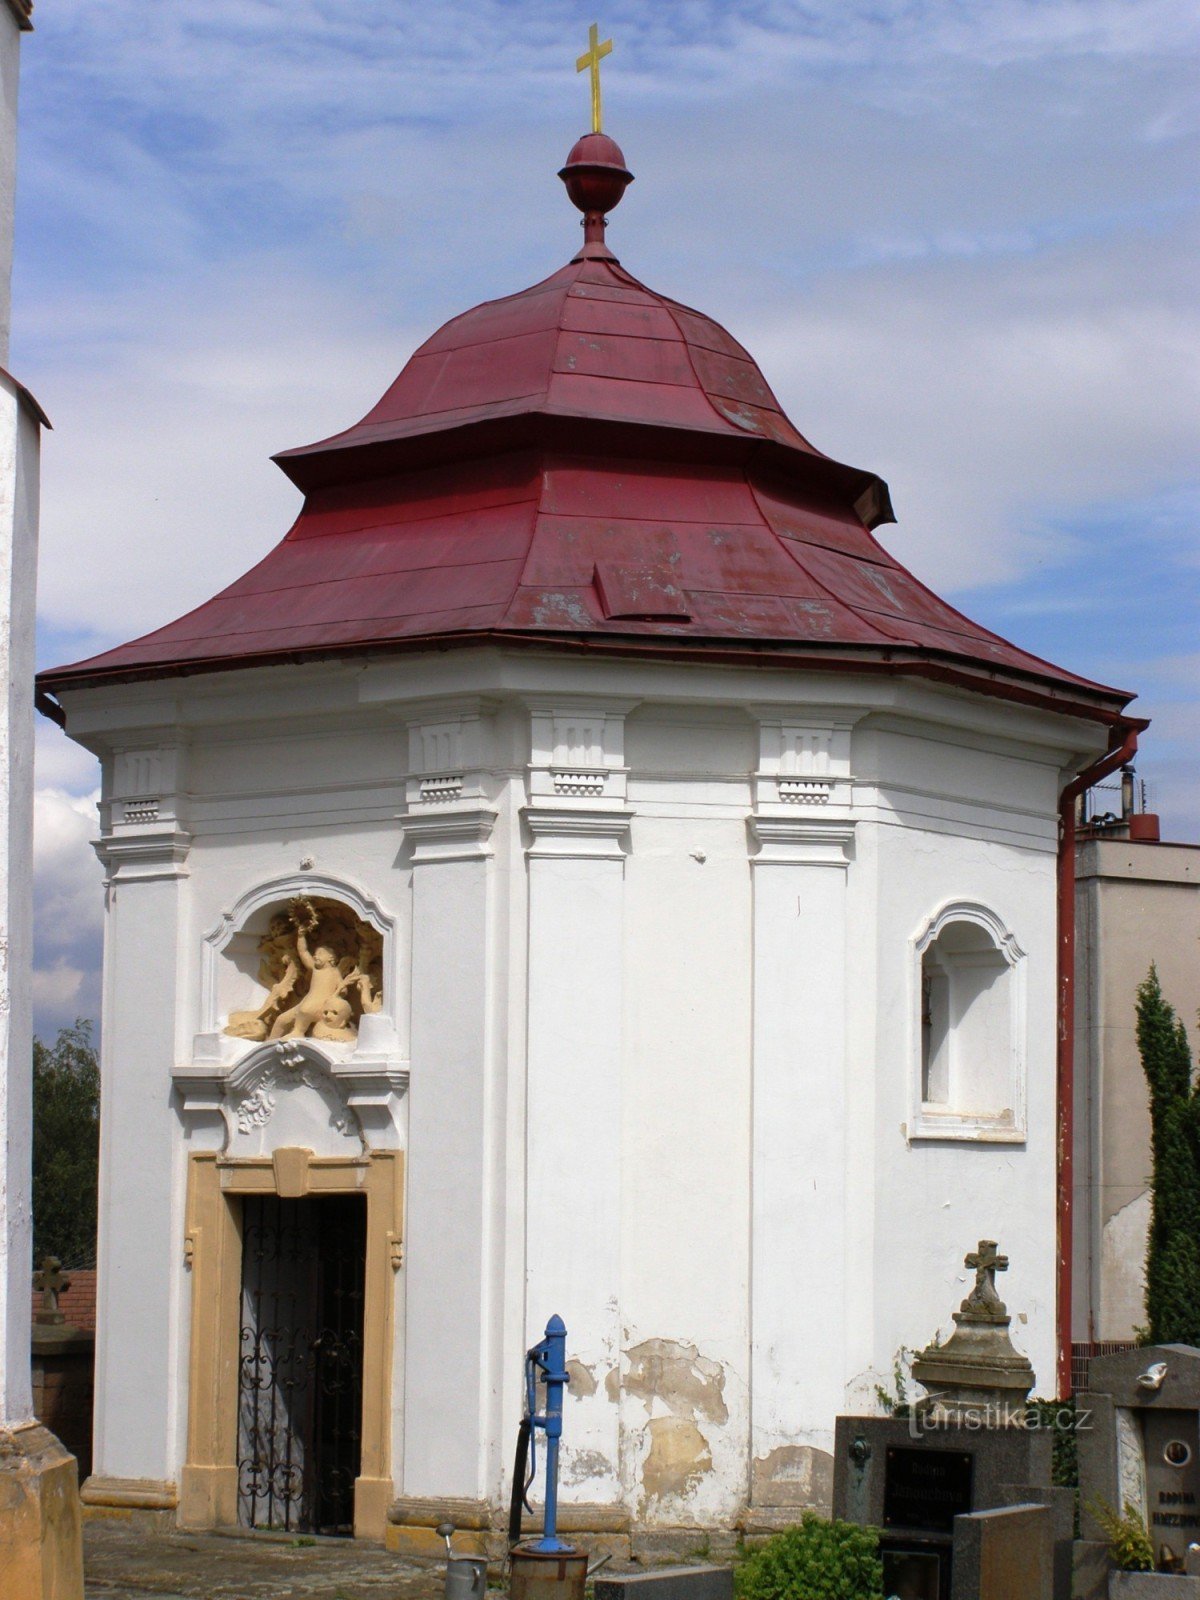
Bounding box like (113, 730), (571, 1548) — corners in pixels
(595, 1568), (734, 1600)
(950, 1502), (1054, 1600)
(1079, 1343), (1200, 1573)
(835, 1240), (1060, 1599)
(835, 1415), (1052, 1599)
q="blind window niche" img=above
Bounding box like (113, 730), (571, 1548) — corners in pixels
(912, 903), (1026, 1142)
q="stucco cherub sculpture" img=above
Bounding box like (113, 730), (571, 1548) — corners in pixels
(268, 900), (345, 1040)
(225, 894), (384, 1042)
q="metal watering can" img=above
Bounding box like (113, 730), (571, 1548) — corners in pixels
(437, 1521), (488, 1600)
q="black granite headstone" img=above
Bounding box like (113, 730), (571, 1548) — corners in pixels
(883, 1446), (973, 1534)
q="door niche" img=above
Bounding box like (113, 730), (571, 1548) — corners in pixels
(237, 1192), (367, 1535)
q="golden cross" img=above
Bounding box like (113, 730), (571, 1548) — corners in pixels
(576, 23), (613, 134)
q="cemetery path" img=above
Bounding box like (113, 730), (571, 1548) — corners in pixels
(84, 1520), (447, 1600)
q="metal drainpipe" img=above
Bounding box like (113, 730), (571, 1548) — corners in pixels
(1056, 723), (1141, 1398)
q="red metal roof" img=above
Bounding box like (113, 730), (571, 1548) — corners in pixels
(39, 215), (1133, 720)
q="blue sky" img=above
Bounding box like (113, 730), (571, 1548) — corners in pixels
(22, 1), (1199, 1037)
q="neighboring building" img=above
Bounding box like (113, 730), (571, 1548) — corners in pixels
(1073, 787), (1200, 1346)
(37, 131), (1139, 1547)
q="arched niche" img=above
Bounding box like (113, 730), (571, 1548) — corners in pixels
(201, 872), (396, 1043)
(910, 900), (1027, 1143)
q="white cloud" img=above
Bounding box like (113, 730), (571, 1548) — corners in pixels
(32, 962), (85, 1016)
(32, 786), (102, 1037)
(35, 719), (100, 792)
(746, 237), (1200, 589)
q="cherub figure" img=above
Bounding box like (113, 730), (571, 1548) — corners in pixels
(269, 906), (345, 1039)
(225, 914), (301, 1039)
(354, 972), (383, 1015)
(312, 995), (358, 1043)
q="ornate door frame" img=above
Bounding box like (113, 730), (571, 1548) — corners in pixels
(178, 1147), (403, 1540)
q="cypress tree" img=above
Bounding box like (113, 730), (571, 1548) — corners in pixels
(1137, 967), (1200, 1344)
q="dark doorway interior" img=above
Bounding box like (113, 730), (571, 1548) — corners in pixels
(237, 1191), (366, 1534)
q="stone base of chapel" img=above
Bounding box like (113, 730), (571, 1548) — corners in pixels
(81, 1474), (177, 1531)
(385, 1498), (752, 1564)
(0, 1422), (84, 1600)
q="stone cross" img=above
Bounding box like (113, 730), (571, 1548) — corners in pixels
(576, 22), (613, 134)
(964, 1239), (1008, 1313)
(32, 1256), (70, 1325)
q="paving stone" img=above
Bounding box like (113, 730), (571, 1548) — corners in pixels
(83, 1520), (448, 1600)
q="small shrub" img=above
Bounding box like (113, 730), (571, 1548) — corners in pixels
(735, 1514), (881, 1600)
(1089, 1499), (1154, 1572)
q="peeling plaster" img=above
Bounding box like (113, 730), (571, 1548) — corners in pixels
(752, 1444), (834, 1511)
(566, 1359), (598, 1398)
(623, 1338), (729, 1425)
(563, 1446), (611, 1486)
(641, 1416), (712, 1501)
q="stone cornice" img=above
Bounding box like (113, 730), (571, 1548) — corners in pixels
(748, 814), (855, 867)
(524, 807), (632, 860)
(399, 806), (497, 862)
(93, 827), (192, 881)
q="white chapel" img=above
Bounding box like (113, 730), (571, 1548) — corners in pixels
(37, 123), (1138, 1547)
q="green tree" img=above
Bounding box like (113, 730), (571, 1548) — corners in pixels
(32, 1019), (100, 1265)
(1137, 967), (1200, 1344)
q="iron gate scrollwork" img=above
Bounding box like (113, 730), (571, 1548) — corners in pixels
(237, 1192), (366, 1534)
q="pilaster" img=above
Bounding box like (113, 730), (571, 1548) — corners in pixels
(748, 712), (858, 1515)
(521, 698), (634, 1504)
(398, 704), (497, 1501)
(90, 744), (191, 1489)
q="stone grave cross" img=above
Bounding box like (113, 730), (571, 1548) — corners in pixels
(964, 1239), (1008, 1313)
(32, 1256), (70, 1326)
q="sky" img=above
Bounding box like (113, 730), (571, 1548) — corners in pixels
(21, 0), (1199, 1040)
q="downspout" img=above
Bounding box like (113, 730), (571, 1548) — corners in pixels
(1056, 721), (1141, 1398)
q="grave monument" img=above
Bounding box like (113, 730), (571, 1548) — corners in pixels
(1079, 1344), (1200, 1585)
(835, 1241), (1067, 1599)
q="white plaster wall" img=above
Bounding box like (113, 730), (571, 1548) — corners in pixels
(865, 769), (1060, 1403)
(619, 803), (752, 1524)
(94, 870), (189, 1480)
(56, 651), (1103, 1522)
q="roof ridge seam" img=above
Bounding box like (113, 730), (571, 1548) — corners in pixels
(544, 261), (587, 413)
(615, 263), (761, 439)
(746, 476), (900, 638)
(499, 483), (548, 632)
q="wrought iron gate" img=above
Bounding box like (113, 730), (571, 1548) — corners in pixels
(237, 1192), (366, 1534)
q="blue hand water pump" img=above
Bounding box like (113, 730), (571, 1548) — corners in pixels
(509, 1314), (572, 1553)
